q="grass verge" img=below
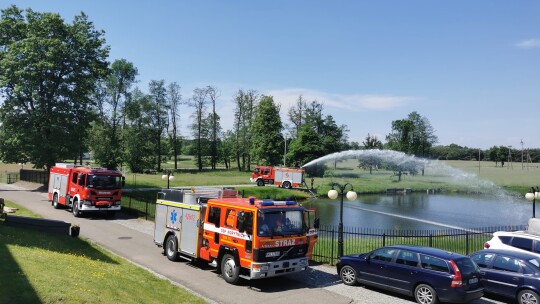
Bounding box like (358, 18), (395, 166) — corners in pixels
(0, 201), (205, 304)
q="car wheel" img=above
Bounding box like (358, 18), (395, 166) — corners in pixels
(72, 200), (81, 217)
(339, 265), (357, 286)
(165, 235), (179, 261)
(282, 181), (292, 189)
(518, 289), (540, 304)
(53, 194), (61, 209)
(414, 284), (439, 304)
(257, 179), (264, 187)
(221, 253), (240, 284)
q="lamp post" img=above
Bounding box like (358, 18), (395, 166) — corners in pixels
(328, 182), (357, 257)
(161, 170), (174, 189)
(526, 187), (540, 218)
(283, 133), (288, 167)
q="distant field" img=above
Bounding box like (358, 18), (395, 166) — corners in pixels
(2, 157), (538, 195)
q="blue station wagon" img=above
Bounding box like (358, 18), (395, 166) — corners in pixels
(470, 249), (540, 304)
(336, 245), (483, 304)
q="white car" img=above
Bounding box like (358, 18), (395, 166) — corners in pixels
(484, 231), (540, 257)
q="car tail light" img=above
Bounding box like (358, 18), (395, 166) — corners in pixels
(483, 242), (490, 249)
(449, 260), (462, 288)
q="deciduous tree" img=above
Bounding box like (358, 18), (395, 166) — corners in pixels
(0, 6), (109, 169)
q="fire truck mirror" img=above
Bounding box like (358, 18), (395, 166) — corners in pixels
(237, 211), (245, 233)
(236, 211), (253, 235)
(314, 218), (320, 229)
(121, 176), (125, 188)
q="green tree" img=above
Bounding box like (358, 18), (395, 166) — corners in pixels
(250, 96), (283, 165)
(363, 133), (383, 149)
(190, 86), (209, 171)
(287, 95), (307, 138)
(90, 59), (138, 169)
(287, 124), (325, 165)
(0, 6), (109, 169)
(386, 111), (438, 157)
(122, 88), (154, 172)
(147, 80), (169, 171)
(233, 89), (257, 171)
(167, 82), (182, 169)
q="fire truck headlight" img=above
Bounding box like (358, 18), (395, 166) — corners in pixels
(299, 259), (308, 267)
(115, 201), (121, 206)
(252, 264), (269, 272)
(84, 200), (92, 206)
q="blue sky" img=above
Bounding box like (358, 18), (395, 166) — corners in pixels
(5, 1), (540, 149)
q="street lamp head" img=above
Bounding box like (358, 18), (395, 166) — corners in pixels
(526, 192), (535, 201)
(169, 175), (174, 181)
(328, 189), (338, 200)
(161, 174), (168, 180)
(346, 190), (357, 201)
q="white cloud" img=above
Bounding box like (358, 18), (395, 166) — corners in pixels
(264, 88), (417, 112)
(516, 39), (540, 49)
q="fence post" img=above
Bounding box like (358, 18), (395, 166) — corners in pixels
(145, 200), (149, 221)
(429, 233), (433, 248)
(466, 231), (469, 255)
(331, 225), (335, 265)
(382, 233), (386, 247)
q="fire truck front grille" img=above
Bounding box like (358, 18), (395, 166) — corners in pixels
(253, 244), (308, 262)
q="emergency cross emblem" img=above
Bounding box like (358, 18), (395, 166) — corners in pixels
(170, 210), (178, 224)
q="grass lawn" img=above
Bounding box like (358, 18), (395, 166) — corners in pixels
(0, 201), (205, 304)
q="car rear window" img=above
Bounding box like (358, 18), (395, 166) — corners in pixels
(511, 237), (533, 251)
(420, 255), (449, 273)
(454, 257), (479, 276)
(498, 235), (512, 244)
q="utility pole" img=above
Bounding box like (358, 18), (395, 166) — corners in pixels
(521, 139), (524, 170)
(508, 146), (513, 170)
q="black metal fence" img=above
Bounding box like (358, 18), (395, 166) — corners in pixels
(0, 170), (48, 185)
(20, 169), (48, 185)
(2, 173), (19, 184)
(312, 224), (528, 265)
(121, 191), (158, 221)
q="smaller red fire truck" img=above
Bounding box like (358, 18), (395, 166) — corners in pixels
(250, 166), (305, 189)
(153, 187), (319, 284)
(48, 163), (124, 217)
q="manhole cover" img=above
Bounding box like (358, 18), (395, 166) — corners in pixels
(118, 236), (132, 240)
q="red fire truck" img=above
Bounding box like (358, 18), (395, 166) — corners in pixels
(48, 163), (124, 217)
(250, 166), (305, 189)
(153, 188), (319, 284)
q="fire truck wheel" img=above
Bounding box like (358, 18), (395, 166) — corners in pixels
(256, 179), (264, 187)
(52, 194), (61, 209)
(282, 181), (292, 189)
(72, 200), (81, 217)
(221, 253), (240, 284)
(165, 235), (179, 262)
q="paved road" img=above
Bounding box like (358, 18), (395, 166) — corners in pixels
(0, 182), (507, 304)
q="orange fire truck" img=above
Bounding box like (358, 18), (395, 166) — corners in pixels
(250, 166), (305, 189)
(153, 188), (319, 284)
(48, 163), (125, 217)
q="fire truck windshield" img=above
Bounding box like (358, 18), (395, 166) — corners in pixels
(87, 174), (121, 189)
(257, 210), (304, 237)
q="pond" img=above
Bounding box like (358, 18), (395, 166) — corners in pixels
(300, 193), (531, 230)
